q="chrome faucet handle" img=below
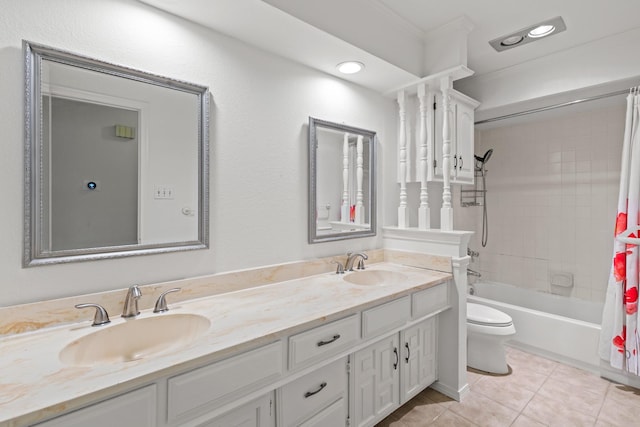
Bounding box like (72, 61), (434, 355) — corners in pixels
(153, 288), (181, 313)
(332, 261), (345, 274)
(75, 303), (111, 326)
(122, 285), (142, 318)
(356, 258), (366, 270)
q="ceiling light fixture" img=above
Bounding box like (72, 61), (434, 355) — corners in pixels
(528, 24), (556, 38)
(337, 61), (364, 74)
(489, 16), (566, 52)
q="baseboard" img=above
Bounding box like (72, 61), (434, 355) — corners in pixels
(430, 380), (470, 402)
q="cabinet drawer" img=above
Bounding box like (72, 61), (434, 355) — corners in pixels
(289, 315), (359, 369)
(280, 357), (347, 426)
(34, 385), (156, 427)
(299, 397), (346, 427)
(167, 341), (283, 422)
(412, 282), (449, 318)
(362, 296), (410, 339)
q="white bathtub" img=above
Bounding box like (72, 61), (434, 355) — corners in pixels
(467, 281), (604, 370)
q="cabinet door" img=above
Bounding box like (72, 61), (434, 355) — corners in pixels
(199, 392), (274, 427)
(353, 335), (400, 427)
(400, 317), (437, 404)
(453, 99), (475, 184)
(33, 385), (156, 427)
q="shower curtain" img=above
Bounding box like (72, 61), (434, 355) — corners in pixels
(600, 90), (640, 373)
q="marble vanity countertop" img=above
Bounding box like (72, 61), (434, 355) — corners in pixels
(0, 262), (451, 426)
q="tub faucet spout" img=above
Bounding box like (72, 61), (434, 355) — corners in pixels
(467, 268), (482, 278)
(122, 285), (141, 318)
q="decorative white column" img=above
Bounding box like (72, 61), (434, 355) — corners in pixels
(355, 135), (364, 224)
(417, 83), (430, 230)
(440, 77), (454, 231)
(397, 90), (409, 228)
(341, 132), (350, 223)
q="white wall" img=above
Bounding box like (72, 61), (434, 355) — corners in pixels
(0, 0), (396, 306)
(454, 101), (625, 302)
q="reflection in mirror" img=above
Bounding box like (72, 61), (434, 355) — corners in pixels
(24, 41), (210, 266)
(308, 117), (376, 243)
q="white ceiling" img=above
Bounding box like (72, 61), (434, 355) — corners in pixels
(140, 0), (640, 94)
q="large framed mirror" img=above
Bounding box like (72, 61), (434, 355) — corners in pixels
(308, 117), (376, 243)
(23, 41), (209, 266)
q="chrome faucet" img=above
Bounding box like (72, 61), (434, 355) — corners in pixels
(467, 268), (482, 278)
(122, 285), (142, 318)
(345, 252), (368, 271)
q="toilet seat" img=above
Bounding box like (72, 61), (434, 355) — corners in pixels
(467, 302), (513, 327)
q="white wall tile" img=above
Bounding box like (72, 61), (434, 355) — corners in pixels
(463, 101), (625, 304)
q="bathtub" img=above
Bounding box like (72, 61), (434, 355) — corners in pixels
(467, 281), (604, 370)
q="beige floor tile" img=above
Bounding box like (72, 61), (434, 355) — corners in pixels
(604, 383), (640, 407)
(522, 393), (597, 427)
(472, 375), (535, 412)
(594, 420), (619, 427)
(376, 413), (407, 427)
(507, 348), (558, 376)
(536, 377), (605, 418)
(550, 363), (610, 395)
(393, 398), (447, 426)
(430, 410), (478, 427)
(511, 414), (547, 427)
(466, 368), (485, 386)
(449, 391), (519, 427)
(420, 388), (457, 408)
(598, 392), (640, 426)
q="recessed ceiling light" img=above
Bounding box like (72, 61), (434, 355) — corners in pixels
(337, 61), (364, 74)
(488, 16), (566, 52)
(500, 35), (524, 47)
(528, 24), (556, 38)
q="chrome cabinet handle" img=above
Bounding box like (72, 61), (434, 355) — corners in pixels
(405, 342), (411, 363)
(317, 334), (341, 347)
(453, 155), (458, 168)
(304, 382), (327, 398)
(393, 347), (399, 370)
(459, 156), (463, 170)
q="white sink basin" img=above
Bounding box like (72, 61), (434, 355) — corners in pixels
(60, 313), (210, 366)
(343, 270), (408, 286)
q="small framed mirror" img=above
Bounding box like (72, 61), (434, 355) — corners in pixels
(308, 117), (376, 243)
(24, 41), (210, 266)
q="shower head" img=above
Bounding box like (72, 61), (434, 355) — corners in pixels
(474, 149), (493, 165)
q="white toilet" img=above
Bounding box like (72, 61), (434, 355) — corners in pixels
(467, 302), (516, 374)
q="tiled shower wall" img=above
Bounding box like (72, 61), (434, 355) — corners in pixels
(454, 101), (626, 302)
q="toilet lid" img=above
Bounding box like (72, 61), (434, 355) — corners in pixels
(467, 302), (513, 327)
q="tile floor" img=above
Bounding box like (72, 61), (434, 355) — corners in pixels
(377, 346), (640, 427)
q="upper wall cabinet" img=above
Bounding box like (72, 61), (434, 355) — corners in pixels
(432, 89), (480, 185)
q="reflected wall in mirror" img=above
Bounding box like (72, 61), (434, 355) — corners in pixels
(308, 117), (376, 243)
(24, 41), (210, 266)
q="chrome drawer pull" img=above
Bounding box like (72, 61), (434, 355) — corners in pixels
(405, 342), (411, 363)
(317, 334), (341, 347)
(304, 382), (327, 398)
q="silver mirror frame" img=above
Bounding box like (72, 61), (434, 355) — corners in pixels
(23, 41), (210, 266)
(308, 117), (376, 244)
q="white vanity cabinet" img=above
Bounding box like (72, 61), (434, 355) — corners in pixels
(352, 317), (438, 427)
(432, 89), (480, 185)
(32, 385), (157, 427)
(24, 277), (451, 427)
(278, 357), (348, 426)
(199, 392), (275, 427)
